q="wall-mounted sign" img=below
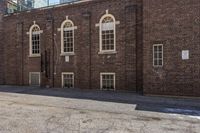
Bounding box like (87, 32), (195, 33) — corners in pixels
(182, 50), (189, 60)
(65, 56), (69, 62)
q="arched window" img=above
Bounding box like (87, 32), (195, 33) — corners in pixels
(99, 14), (116, 52)
(61, 20), (74, 54)
(29, 24), (41, 56)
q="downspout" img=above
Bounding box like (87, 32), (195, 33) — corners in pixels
(52, 8), (55, 87)
(89, 12), (92, 90)
(21, 21), (24, 85)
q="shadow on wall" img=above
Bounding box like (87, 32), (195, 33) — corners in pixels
(0, 85), (200, 118)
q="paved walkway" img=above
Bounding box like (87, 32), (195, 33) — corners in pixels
(0, 85), (199, 133)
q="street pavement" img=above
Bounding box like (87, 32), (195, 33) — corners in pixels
(0, 86), (199, 133)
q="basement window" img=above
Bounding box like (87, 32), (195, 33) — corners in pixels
(62, 72), (74, 88)
(29, 72), (40, 86)
(100, 73), (115, 90)
(153, 44), (163, 67)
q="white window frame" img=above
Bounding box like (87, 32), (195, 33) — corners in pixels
(59, 17), (77, 56)
(62, 72), (74, 88)
(96, 10), (120, 54)
(100, 72), (116, 91)
(153, 44), (163, 67)
(29, 72), (41, 86)
(99, 14), (116, 53)
(28, 23), (43, 57)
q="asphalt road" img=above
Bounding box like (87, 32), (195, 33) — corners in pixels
(0, 86), (199, 133)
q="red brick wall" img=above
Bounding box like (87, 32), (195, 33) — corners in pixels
(1, 0), (143, 91)
(143, 0), (200, 97)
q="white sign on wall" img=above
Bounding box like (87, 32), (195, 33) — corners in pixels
(65, 56), (69, 62)
(182, 50), (189, 60)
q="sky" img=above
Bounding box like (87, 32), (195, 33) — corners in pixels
(49, 0), (59, 3)
(12, 0), (60, 5)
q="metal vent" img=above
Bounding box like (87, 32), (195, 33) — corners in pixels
(29, 72), (40, 86)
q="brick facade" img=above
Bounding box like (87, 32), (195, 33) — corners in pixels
(143, 0), (200, 97)
(0, 0), (143, 92)
(0, 0), (200, 97)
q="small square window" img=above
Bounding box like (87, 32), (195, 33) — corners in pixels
(29, 72), (40, 86)
(62, 73), (74, 88)
(100, 73), (115, 90)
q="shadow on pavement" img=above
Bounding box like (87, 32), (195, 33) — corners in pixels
(0, 85), (200, 117)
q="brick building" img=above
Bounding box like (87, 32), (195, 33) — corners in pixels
(0, 0), (200, 97)
(143, 0), (200, 97)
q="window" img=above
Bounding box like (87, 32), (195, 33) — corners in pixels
(62, 72), (74, 88)
(99, 14), (116, 52)
(100, 73), (115, 90)
(29, 24), (42, 56)
(29, 72), (40, 86)
(153, 44), (163, 67)
(61, 20), (74, 54)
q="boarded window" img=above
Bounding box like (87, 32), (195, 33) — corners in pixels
(29, 72), (40, 86)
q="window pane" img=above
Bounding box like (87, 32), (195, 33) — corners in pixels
(153, 45), (163, 66)
(63, 74), (74, 88)
(101, 74), (115, 90)
(101, 15), (115, 51)
(32, 34), (40, 54)
(101, 29), (114, 51)
(63, 30), (74, 53)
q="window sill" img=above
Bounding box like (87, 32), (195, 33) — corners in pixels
(153, 65), (163, 68)
(60, 53), (75, 56)
(98, 51), (117, 55)
(29, 54), (41, 58)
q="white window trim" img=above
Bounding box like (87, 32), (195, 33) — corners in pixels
(100, 72), (116, 91)
(96, 12), (120, 54)
(28, 23), (43, 57)
(153, 44), (163, 67)
(62, 72), (74, 88)
(60, 19), (77, 56)
(29, 72), (41, 86)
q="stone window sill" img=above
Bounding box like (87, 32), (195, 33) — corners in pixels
(98, 51), (117, 55)
(60, 53), (75, 56)
(29, 54), (41, 58)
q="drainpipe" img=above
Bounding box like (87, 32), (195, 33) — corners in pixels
(21, 21), (24, 85)
(88, 12), (92, 90)
(52, 9), (55, 87)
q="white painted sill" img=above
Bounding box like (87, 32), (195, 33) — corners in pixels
(60, 52), (75, 56)
(98, 51), (117, 55)
(29, 54), (41, 58)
